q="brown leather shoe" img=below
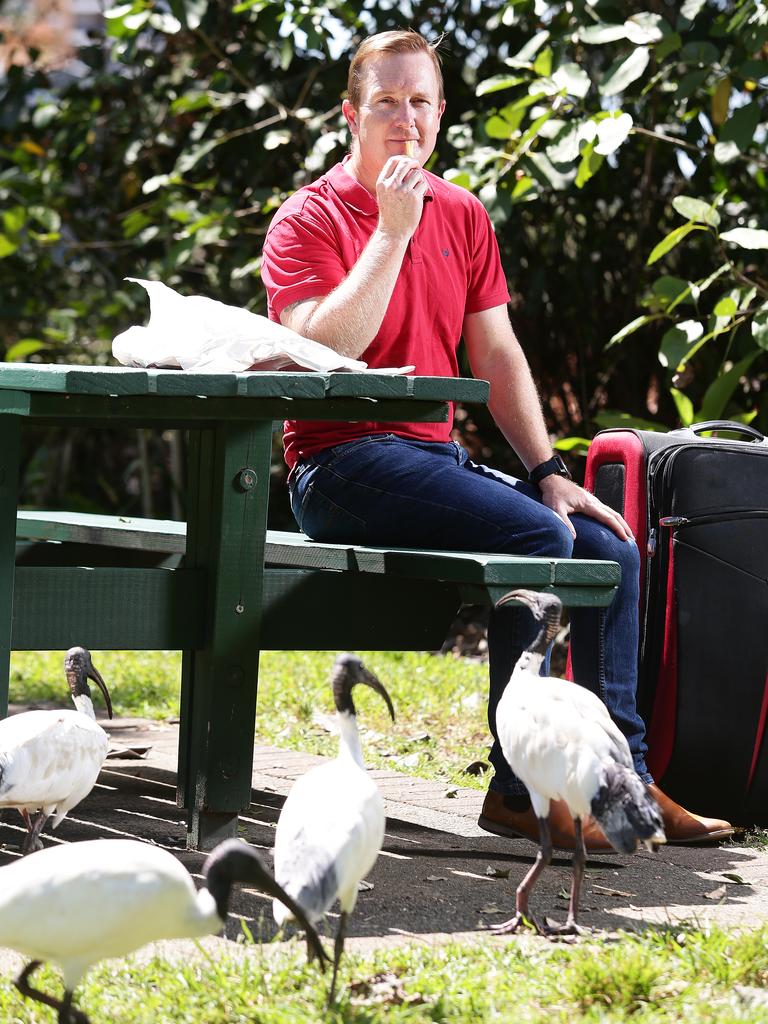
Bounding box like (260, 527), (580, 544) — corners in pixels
(648, 784), (734, 844)
(478, 790), (615, 853)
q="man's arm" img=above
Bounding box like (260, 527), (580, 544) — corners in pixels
(463, 305), (633, 541)
(279, 157), (426, 360)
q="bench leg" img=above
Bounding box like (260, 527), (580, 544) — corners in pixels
(178, 422), (272, 851)
(0, 416), (20, 718)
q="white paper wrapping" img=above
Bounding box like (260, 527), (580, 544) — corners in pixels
(112, 279), (414, 375)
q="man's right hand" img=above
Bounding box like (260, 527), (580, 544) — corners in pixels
(375, 156), (427, 241)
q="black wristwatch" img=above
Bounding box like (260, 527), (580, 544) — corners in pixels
(528, 454), (572, 485)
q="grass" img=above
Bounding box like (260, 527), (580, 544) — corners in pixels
(9, 649), (493, 791)
(0, 924), (767, 1023)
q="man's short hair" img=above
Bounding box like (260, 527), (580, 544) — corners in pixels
(347, 30), (444, 108)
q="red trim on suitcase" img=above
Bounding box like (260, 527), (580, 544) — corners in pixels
(567, 431), (649, 682)
(748, 672), (768, 790)
(646, 534), (677, 781)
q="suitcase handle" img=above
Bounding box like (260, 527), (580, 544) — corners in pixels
(679, 420), (766, 443)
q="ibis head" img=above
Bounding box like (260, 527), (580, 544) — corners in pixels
(495, 589), (562, 655)
(331, 653), (395, 722)
(64, 647), (113, 720)
(203, 839), (328, 967)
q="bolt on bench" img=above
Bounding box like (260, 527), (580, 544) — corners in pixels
(4, 365), (621, 850)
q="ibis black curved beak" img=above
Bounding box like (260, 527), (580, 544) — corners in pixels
(359, 666), (396, 723)
(88, 662), (113, 720)
(204, 840), (329, 971)
(495, 589), (562, 647)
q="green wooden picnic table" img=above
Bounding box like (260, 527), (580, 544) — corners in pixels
(2, 363), (620, 850)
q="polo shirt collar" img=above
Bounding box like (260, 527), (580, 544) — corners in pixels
(328, 157), (434, 216)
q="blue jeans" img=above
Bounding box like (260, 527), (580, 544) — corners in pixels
(288, 434), (651, 795)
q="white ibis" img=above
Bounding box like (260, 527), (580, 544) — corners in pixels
(0, 647), (113, 854)
(493, 590), (665, 936)
(273, 653), (395, 1004)
(0, 836), (327, 1023)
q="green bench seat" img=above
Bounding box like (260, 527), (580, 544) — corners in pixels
(15, 510), (620, 654)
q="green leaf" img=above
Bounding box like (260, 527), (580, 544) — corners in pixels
(650, 276), (693, 311)
(698, 352), (761, 421)
(0, 234), (18, 259)
(720, 228), (768, 250)
(680, 0), (707, 20)
(672, 196), (720, 227)
(713, 296), (737, 318)
(578, 23), (627, 44)
(647, 223), (706, 265)
(753, 307), (768, 350)
(506, 30), (550, 67)
(485, 115), (514, 140)
(476, 75), (526, 97)
(718, 102), (761, 153)
(659, 320), (704, 370)
(551, 63), (590, 98)
(575, 141), (603, 188)
(594, 113), (633, 155)
(554, 436), (591, 454)
(4, 339), (46, 361)
(671, 387), (695, 427)
(624, 13), (664, 45)
(593, 411), (666, 432)
(533, 47), (553, 77)
(599, 47), (650, 97)
(606, 314), (660, 347)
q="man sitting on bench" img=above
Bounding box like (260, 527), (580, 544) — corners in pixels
(260, 29), (732, 846)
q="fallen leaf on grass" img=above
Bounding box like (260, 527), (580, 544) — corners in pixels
(592, 884), (635, 898)
(393, 753), (420, 768)
(349, 972), (427, 1007)
(704, 885), (727, 901)
(106, 745), (152, 759)
(407, 732), (431, 743)
(485, 865), (511, 879)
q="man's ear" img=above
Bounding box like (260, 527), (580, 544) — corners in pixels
(342, 98), (358, 136)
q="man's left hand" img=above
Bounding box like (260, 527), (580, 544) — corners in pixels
(538, 475), (634, 542)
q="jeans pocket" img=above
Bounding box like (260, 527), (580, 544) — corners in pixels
(298, 481), (366, 542)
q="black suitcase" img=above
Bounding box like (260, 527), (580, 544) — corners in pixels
(584, 420), (768, 825)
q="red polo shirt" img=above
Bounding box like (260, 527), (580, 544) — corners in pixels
(261, 158), (510, 469)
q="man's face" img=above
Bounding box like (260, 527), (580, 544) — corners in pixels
(343, 51), (445, 174)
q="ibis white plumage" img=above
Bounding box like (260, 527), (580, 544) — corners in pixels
(493, 589), (665, 936)
(0, 647), (112, 854)
(0, 836), (327, 1023)
(273, 653), (395, 1004)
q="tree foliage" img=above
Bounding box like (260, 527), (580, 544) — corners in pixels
(0, 0), (766, 512)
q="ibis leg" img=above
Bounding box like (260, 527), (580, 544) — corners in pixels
(59, 989), (89, 1024)
(547, 816), (588, 937)
(491, 816), (552, 935)
(21, 810), (48, 855)
(327, 910), (348, 1007)
(15, 961), (67, 1016)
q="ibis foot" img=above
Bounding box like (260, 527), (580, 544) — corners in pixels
(544, 918), (589, 939)
(490, 912), (544, 936)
